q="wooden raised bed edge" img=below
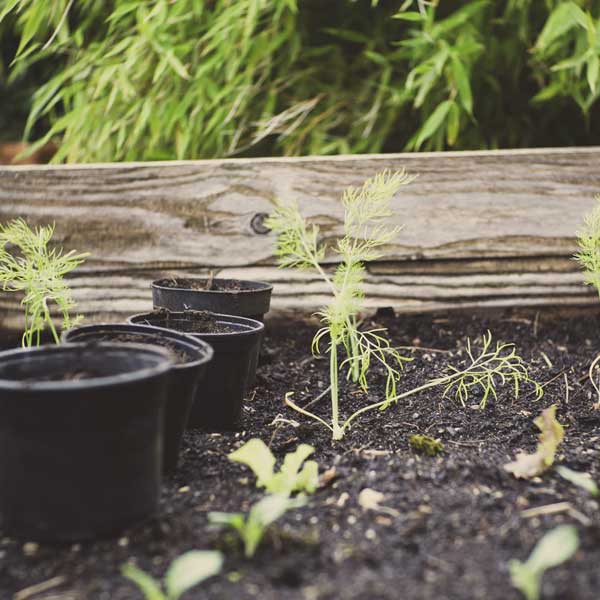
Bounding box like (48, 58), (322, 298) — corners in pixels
(0, 147), (598, 333)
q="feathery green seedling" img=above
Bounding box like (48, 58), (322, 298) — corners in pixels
(0, 219), (87, 346)
(575, 199), (600, 405)
(283, 327), (541, 439)
(229, 439), (319, 496)
(266, 169), (414, 439)
(409, 434), (443, 457)
(122, 550), (223, 600)
(208, 494), (304, 558)
(509, 525), (579, 600)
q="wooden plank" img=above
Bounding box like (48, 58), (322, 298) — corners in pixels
(0, 147), (598, 332)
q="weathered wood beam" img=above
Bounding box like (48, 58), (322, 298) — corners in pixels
(0, 147), (598, 332)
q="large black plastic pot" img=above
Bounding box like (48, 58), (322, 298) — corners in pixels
(129, 310), (264, 429)
(62, 324), (213, 473)
(152, 278), (272, 385)
(0, 343), (172, 542)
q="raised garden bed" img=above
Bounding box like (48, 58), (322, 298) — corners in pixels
(1, 308), (599, 600)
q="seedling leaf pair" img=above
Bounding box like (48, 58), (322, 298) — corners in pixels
(504, 405), (564, 479)
(208, 494), (305, 558)
(228, 438), (319, 495)
(509, 525), (579, 600)
(122, 550), (223, 600)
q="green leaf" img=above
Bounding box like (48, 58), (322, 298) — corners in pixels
(392, 11), (423, 22)
(228, 439), (276, 489)
(276, 444), (319, 493)
(165, 551), (223, 600)
(451, 55), (473, 115)
(229, 439), (319, 495)
(536, 2), (587, 50)
(414, 100), (452, 150)
(121, 564), (165, 600)
(509, 525), (579, 600)
(0, 0), (21, 23)
(556, 465), (599, 497)
(587, 54), (600, 93)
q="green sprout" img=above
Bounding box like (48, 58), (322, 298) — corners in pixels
(0, 219), (88, 346)
(575, 199), (600, 405)
(266, 169), (415, 440)
(509, 525), (579, 600)
(338, 331), (542, 433)
(122, 550), (223, 600)
(208, 494), (304, 558)
(409, 434), (443, 456)
(228, 438), (319, 496)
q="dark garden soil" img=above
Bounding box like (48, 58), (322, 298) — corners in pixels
(141, 309), (238, 334)
(156, 278), (245, 292)
(2, 308), (600, 600)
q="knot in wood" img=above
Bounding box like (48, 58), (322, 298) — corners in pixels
(251, 212), (271, 235)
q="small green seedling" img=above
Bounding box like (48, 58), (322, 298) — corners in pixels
(0, 219), (88, 346)
(122, 550), (223, 600)
(228, 438), (319, 495)
(575, 200), (600, 405)
(504, 405), (564, 479)
(316, 330), (542, 438)
(509, 525), (579, 600)
(208, 494), (304, 558)
(556, 466), (600, 497)
(409, 434), (443, 456)
(267, 169), (415, 440)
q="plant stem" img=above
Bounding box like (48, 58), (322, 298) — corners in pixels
(589, 352), (600, 406)
(330, 341), (343, 440)
(43, 297), (60, 345)
(341, 377), (444, 434)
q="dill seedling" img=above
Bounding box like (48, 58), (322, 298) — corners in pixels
(0, 219), (88, 346)
(266, 169), (415, 440)
(575, 198), (600, 404)
(341, 331), (543, 433)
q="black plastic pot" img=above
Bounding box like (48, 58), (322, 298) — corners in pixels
(62, 324), (213, 473)
(152, 278), (272, 385)
(128, 310), (264, 429)
(0, 343), (172, 542)
(152, 278), (272, 321)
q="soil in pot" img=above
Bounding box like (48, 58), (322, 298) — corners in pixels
(0, 342), (172, 542)
(152, 277), (273, 385)
(128, 310), (264, 430)
(3, 309), (600, 599)
(62, 324), (213, 473)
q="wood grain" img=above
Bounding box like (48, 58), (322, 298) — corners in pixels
(0, 147), (598, 333)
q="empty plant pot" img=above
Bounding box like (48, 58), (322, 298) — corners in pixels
(0, 343), (172, 542)
(129, 310), (264, 429)
(62, 324), (213, 473)
(152, 277), (273, 385)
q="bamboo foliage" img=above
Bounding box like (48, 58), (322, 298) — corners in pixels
(2, 1), (600, 161)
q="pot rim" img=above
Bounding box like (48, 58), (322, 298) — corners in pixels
(128, 310), (265, 338)
(0, 342), (173, 392)
(62, 323), (214, 371)
(152, 277), (273, 295)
